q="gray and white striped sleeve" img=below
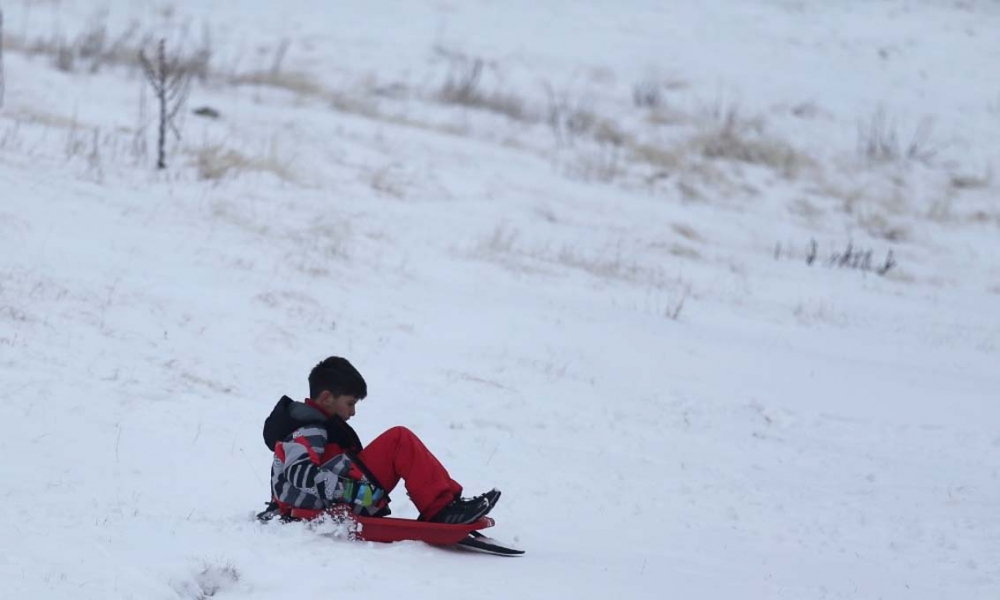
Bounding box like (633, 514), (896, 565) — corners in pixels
(281, 425), (328, 491)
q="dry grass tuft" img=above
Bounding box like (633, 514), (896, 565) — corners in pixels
(857, 108), (938, 165)
(856, 212), (909, 242)
(690, 108), (808, 177)
(632, 142), (681, 171)
(668, 244), (701, 259)
(545, 85), (599, 147)
(436, 53), (531, 121)
(671, 223), (703, 242)
(229, 70), (325, 97)
(647, 106), (688, 126)
(7, 16), (210, 78)
(193, 143), (295, 182)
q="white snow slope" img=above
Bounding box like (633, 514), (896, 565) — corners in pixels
(1, 1), (999, 598)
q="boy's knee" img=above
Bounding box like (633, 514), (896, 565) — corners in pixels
(387, 425), (415, 440)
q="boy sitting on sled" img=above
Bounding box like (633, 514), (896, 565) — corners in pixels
(261, 356), (499, 524)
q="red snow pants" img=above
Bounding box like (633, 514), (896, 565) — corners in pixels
(357, 426), (462, 519)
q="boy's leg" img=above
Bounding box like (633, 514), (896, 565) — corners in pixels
(357, 426), (463, 519)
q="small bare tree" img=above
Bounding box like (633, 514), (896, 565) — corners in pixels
(139, 39), (192, 169)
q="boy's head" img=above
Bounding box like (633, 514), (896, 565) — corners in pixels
(308, 356), (367, 400)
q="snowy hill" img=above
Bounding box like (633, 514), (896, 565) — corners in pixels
(1, 1), (998, 598)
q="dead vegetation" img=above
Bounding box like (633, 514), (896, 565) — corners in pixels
(776, 239), (898, 276)
(688, 103), (810, 177)
(229, 69), (325, 98)
(6, 14), (211, 79)
(857, 107), (939, 165)
(436, 52), (531, 122)
(632, 77), (686, 110)
(2, 4), (988, 248)
(471, 225), (682, 292)
(192, 142), (295, 182)
(544, 84), (599, 147)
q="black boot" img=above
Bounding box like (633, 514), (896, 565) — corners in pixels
(429, 490), (498, 525)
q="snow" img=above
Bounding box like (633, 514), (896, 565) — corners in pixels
(1, 0), (999, 598)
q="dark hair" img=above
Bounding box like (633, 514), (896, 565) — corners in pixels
(308, 356), (367, 399)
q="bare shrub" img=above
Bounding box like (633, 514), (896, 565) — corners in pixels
(634, 77), (687, 109)
(436, 54), (529, 121)
(857, 107), (938, 165)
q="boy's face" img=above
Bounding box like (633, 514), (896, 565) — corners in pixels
(317, 391), (359, 421)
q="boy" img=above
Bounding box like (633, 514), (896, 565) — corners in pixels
(262, 356), (499, 524)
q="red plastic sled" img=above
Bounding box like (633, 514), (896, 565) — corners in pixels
(288, 505), (496, 545)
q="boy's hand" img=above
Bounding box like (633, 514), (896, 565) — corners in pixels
(347, 480), (384, 507)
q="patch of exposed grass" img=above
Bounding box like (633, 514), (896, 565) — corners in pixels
(689, 108), (809, 177)
(192, 143), (295, 182)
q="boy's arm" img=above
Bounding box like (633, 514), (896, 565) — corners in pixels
(278, 426), (381, 509)
(280, 425), (328, 491)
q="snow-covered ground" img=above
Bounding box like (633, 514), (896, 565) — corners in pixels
(1, 1), (999, 598)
